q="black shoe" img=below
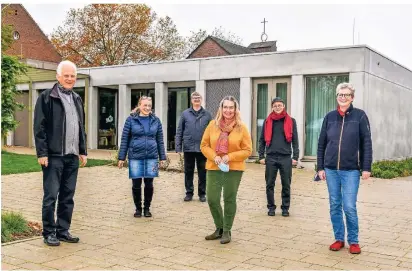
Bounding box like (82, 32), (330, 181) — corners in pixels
(199, 195), (206, 202)
(268, 208), (276, 216)
(43, 234), (60, 246)
(57, 233), (80, 243)
(184, 195), (193, 201)
(220, 231), (231, 244)
(282, 209), (290, 217)
(144, 209), (152, 217)
(205, 228), (223, 240)
(134, 209), (142, 218)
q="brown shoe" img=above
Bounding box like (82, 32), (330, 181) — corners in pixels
(220, 231), (231, 244)
(205, 229), (223, 240)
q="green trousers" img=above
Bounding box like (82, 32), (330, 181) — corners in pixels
(206, 170), (243, 231)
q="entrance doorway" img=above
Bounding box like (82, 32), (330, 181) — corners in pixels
(251, 78), (291, 156)
(98, 88), (118, 149)
(14, 91), (30, 146)
(167, 87), (195, 151)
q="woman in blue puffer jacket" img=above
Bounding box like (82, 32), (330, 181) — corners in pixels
(118, 96), (166, 218)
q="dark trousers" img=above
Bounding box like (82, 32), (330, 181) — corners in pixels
(42, 155), (79, 237)
(184, 152), (207, 196)
(132, 178), (154, 211)
(265, 155), (292, 210)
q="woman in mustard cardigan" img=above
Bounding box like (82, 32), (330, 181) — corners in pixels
(200, 96), (252, 244)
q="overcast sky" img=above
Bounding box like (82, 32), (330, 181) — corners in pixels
(23, 3), (412, 70)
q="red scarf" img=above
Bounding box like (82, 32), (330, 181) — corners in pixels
(215, 119), (236, 155)
(337, 106), (346, 117)
(264, 110), (293, 146)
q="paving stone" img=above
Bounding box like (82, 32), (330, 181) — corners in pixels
(1, 163), (411, 270)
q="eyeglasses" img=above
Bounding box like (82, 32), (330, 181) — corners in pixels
(272, 105), (284, 109)
(336, 93), (353, 98)
(191, 96), (201, 100)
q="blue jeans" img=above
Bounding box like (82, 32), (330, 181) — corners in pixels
(325, 168), (360, 244)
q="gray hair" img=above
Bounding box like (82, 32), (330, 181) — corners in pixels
(336, 82), (355, 95)
(191, 91), (202, 98)
(56, 60), (77, 76)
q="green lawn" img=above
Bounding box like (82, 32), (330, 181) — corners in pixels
(1, 151), (111, 175)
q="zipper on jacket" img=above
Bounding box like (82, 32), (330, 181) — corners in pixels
(337, 116), (345, 170)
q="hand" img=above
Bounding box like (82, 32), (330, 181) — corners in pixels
(259, 159), (265, 165)
(214, 156), (222, 165)
(118, 160), (125, 169)
(159, 160), (167, 168)
(222, 155), (230, 164)
(38, 157), (48, 167)
(318, 170), (326, 180)
(79, 155), (87, 167)
(292, 159), (297, 166)
(362, 171), (371, 180)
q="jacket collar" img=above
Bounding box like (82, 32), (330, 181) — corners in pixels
(50, 82), (79, 100)
(131, 112), (157, 124)
(337, 103), (354, 116)
(49, 83), (60, 98)
(189, 106), (204, 115)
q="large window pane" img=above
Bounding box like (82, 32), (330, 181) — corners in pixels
(98, 89), (117, 149)
(257, 84), (268, 144)
(304, 75), (349, 156)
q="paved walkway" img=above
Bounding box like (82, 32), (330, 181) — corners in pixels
(2, 163), (412, 270)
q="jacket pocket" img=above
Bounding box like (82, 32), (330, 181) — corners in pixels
(183, 135), (193, 149)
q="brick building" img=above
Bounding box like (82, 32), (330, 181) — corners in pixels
(2, 4), (75, 148)
(187, 36), (277, 59)
(1, 4), (62, 68)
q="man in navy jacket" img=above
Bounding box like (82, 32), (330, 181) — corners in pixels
(175, 92), (212, 202)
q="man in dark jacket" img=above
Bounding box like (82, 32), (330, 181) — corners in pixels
(175, 92), (212, 202)
(259, 97), (299, 217)
(33, 60), (87, 246)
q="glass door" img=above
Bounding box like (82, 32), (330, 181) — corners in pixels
(167, 87), (194, 151)
(98, 88), (118, 149)
(304, 74), (349, 157)
(252, 78), (290, 157)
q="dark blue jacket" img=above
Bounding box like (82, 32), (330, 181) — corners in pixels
(175, 107), (212, 152)
(118, 113), (166, 161)
(317, 104), (373, 171)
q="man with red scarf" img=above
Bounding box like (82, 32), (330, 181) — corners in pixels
(258, 97), (299, 217)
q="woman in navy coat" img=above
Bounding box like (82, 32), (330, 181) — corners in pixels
(118, 96), (166, 218)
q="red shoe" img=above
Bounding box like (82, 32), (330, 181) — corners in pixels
(329, 241), (345, 251)
(349, 244), (361, 254)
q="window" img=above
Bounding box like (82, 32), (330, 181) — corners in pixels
(304, 74), (349, 156)
(13, 31), (20, 40)
(257, 84), (268, 143)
